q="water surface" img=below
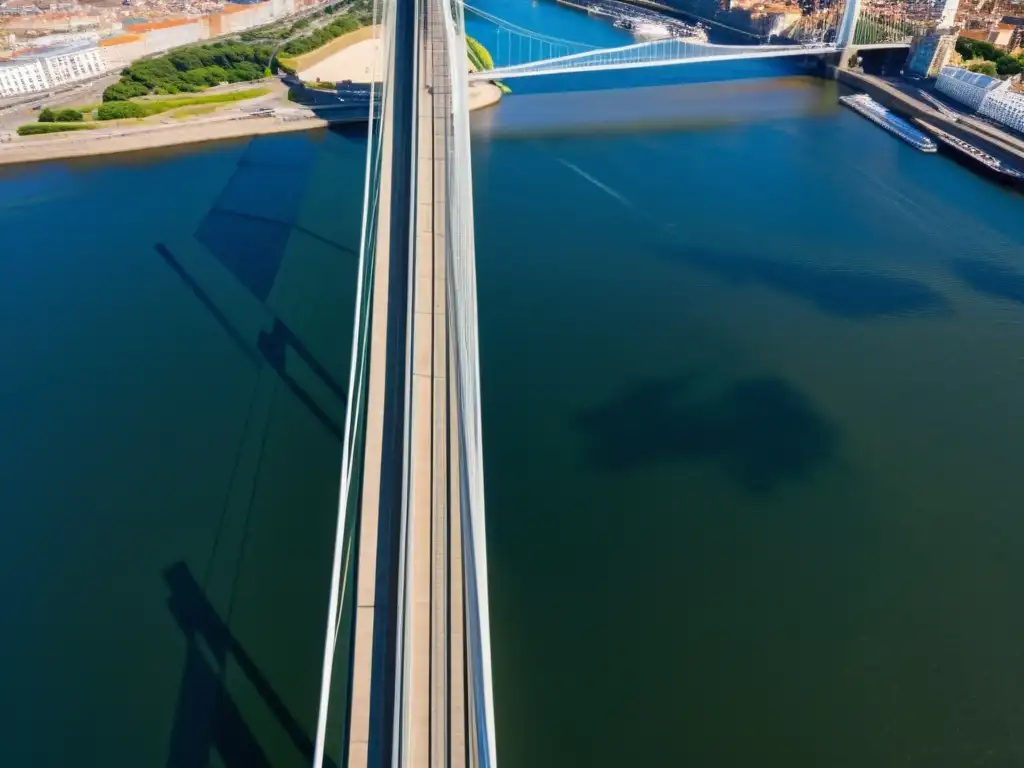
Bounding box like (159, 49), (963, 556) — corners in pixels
(0, 129), (364, 767)
(1, 12), (1023, 767)
(472, 73), (1024, 767)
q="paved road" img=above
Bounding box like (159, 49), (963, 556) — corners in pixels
(880, 74), (1024, 144)
(0, 72), (122, 132)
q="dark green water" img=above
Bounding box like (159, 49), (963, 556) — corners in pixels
(1, 66), (1023, 768)
(0, 130), (365, 766)
(472, 79), (1024, 767)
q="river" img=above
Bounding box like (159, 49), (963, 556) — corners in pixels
(1, 1), (1023, 766)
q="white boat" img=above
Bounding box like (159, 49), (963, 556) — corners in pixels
(840, 93), (937, 153)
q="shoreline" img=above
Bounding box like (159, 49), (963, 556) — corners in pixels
(838, 70), (1024, 168)
(0, 82), (502, 167)
(0, 115), (334, 167)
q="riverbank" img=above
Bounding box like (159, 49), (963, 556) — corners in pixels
(0, 80), (502, 166)
(0, 114), (332, 166)
(838, 70), (1024, 167)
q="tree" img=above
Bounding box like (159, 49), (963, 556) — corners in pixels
(967, 59), (998, 76)
(97, 101), (150, 120)
(37, 108), (55, 122)
(956, 36), (1002, 63)
(466, 36), (493, 71)
(99, 13), (366, 101)
(996, 55), (1022, 76)
(103, 79), (148, 102)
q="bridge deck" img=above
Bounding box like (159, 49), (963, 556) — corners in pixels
(347, 0), (468, 763)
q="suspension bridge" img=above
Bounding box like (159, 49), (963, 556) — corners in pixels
(309, 0), (492, 763)
(461, 0), (917, 82)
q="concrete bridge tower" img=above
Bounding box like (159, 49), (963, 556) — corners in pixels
(836, 0), (862, 49)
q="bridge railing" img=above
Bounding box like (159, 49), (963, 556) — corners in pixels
(310, 0), (392, 762)
(440, 0), (498, 765)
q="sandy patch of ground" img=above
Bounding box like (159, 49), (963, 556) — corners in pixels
(468, 81), (502, 112)
(299, 37), (384, 84)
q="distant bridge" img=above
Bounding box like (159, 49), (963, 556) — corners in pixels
(466, 0), (914, 83)
(469, 38), (833, 81)
(467, 37), (907, 82)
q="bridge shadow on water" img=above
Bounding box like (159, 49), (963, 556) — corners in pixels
(154, 243), (347, 441)
(194, 136), (358, 303)
(950, 258), (1024, 306)
(149, 133), (358, 441)
(163, 562), (338, 768)
(670, 247), (951, 319)
(574, 373), (837, 492)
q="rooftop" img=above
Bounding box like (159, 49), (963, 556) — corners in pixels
(0, 40), (98, 64)
(98, 33), (143, 45)
(940, 65), (1004, 90)
(123, 16), (197, 32)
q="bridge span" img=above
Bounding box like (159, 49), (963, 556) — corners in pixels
(310, 0), (495, 763)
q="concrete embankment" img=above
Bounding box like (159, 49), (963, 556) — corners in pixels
(838, 70), (1024, 167)
(0, 116), (333, 166)
(0, 83), (502, 166)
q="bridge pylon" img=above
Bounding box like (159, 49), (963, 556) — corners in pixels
(836, 0), (862, 49)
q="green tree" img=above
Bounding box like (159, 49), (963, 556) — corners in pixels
(97, 101), (150, 120)
(967, 59), (998, 76)
(37, 108), (55, 123)
(466, 36), (493, 71)
(996, 55), (1022, 76)
(18, 122), (96, 135)
(103, 80), (149, 102)
(100, 13), (365, 102)
(956, 36), (1002, 63)
(54, 108), (83, 122)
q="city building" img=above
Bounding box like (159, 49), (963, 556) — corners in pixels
(1002, 16), (1024, 48)
(992, 21), (1016, 44)
(936, 64), (1024, 130)
(98, 32), (145, 70)
(37, 42), (106, 86)
(0, 41), (106, 97)
(936, 64), (1003, 107)
(908, 32), (957, 75)
(960, 21), (1016, 46)
(0, 12), (104, 35)
(123, 17), (207, 56)
(5, 0), (314, 95)
(0, 57), (48, 97)
(978, 83), (1024, 129)
(12, 31), (101, 49)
